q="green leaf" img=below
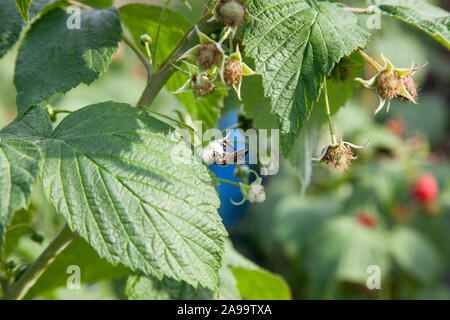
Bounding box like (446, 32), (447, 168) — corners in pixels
(0, 0), (23, 58)
(389, 226), (442, 283)
(15, 0), (33, 21)
(80, 0), (113, 9)
(232, 267), (291, 300)
(0, 0), (52, 59)
(369, 0), (450, 49)
(119, 3), (226, 129)
(14, 7), (122, 113)
(0, 105), (52, 142)
(39, 101), (226, 290)
(0, 139), (42, 242)
(241, 0), (369, 156)
(217, 265), (240, 300)
(25, 236), (130, 299)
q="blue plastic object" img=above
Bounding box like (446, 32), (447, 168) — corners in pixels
(210, 109), (248, 227)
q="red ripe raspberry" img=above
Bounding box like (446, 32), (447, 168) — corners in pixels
(411, 173), (439, 204)
(355, 211), (377, 228)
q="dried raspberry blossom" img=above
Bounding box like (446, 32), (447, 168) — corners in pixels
(312, 136), (369, 172)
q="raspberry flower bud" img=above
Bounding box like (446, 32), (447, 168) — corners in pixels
(177, 26), (225, 70)
(139, 34), (152, 45)
(220, 45), (256, 99)
(355, 53), (426, 114)
(312, 137), (369, 172)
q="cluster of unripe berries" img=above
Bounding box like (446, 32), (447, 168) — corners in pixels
(173, 0), (256, 99)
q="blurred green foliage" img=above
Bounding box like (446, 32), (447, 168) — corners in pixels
(232, 13), (450, 297)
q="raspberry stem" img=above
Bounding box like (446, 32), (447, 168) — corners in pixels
(357, 49), (383, 72)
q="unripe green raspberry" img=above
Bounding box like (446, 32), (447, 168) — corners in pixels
(216, 0), (247, 27)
